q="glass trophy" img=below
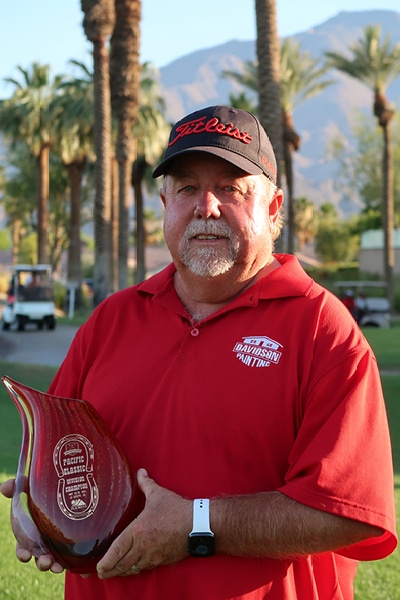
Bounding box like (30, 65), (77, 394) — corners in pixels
(3, 376), (143, 573)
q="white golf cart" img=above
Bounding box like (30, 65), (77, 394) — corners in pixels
(334, 281), (391, 328)
(2, 264), (56, 331)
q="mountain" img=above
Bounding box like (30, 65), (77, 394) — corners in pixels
(158, 10), (400, 216)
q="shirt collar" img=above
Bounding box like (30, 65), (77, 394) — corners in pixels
(137, 254), (314, 308)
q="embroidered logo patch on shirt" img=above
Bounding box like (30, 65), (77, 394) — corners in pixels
(233, 335), (283, 368)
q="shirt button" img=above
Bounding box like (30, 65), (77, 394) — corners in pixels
(191, 328), (199, 337)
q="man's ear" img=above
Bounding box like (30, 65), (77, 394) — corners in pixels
(269, 188), (284, 225)
(160, 187), (166, 208)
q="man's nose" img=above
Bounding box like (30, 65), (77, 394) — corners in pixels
(194, 190), (221, 218)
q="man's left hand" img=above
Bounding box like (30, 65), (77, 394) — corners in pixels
(96, 469), (192, 579)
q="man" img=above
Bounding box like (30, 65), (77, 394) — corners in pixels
(1, 106), (397, 599)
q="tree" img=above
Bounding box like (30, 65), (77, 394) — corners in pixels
(222, 63), (258, 114)
(52, 60), (95, 299)
(110, 0), (141, 290)
(227, 90), (258, 114)
(255, 0), (282, 188)
(326, 24), (400, 310)
(0, 63), (61, 264)
(223, 40), (333, 254)
(81, 0), (115, 306)
(314, 203), (359, 264)
(131, 63), (170, 282)
(329, 110), (400, 222)
(294, 197), (318, 250)
(2, 143), (70, 270)
(280, 39), (333, 254)
(2, 144), (36, 263)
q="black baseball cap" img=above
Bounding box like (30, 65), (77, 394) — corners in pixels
(152, 105), (277, 184)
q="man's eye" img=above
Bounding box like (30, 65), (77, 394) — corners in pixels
(224, 185), (244, 196)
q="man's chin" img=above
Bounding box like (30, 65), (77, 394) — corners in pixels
(185, 260), (234, 278)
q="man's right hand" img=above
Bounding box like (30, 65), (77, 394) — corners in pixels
(0, 478), (64, 573)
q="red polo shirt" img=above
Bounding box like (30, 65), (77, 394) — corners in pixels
(49, 254), (397, 600)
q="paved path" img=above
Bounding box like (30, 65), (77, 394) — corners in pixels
(0, 323), (79, 368)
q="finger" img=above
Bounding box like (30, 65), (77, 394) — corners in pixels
(0, 479), (15, 499)
(49, 562), (65, 574)
(35, 554), (64, 573)
(96, 531), (135, 578)
(122, 563), (141, 577)
(16, 544), (33, 563)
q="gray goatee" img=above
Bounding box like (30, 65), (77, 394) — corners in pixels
(179, 220), (240, 277)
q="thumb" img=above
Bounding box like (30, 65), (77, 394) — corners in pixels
(136, 468), (155, 497)
(0, 478), (15, 499)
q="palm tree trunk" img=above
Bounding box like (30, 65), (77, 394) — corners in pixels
(255, 0), (283, 182)
(255, 0), (283, 253)
(133, 155), (147, 282)
(283, 140), (295, 254)
(117, 122), (134, 289)
(111, 155), (119, 293)
(92, 37), (113, 305)
(110, 0), (141, 289)
(67, 161), (85, 306)
(36, 145), (50, 264)
(382, 124), (395, 310)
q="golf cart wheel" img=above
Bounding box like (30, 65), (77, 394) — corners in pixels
(2, 321), (10, 331)
(46, 316), (56, 330)
(17, 316), (25, 331)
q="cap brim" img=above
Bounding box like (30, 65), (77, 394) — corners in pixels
(152, 146), (263, 178)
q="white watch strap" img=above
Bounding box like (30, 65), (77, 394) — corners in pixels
(190, 499), (212, 534)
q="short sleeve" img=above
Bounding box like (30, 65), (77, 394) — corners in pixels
(278, 348), (397, 560)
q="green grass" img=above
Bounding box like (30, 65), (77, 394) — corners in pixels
(0, 364), (57, 474)
(354, 323), (400, 598)
(362, 321), (400, 372)
(0, 322), (398, 598)
(0, 493), (65, 598)
(0, 363), (64, 598)
(57, 306), (92, 327)
(354, 374), (400, 600)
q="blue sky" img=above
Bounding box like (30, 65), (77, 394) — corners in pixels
(0, 0), (399, 98)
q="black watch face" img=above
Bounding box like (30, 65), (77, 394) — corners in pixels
(188, 533), (215, 557)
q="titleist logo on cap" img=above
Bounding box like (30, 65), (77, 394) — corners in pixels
(169, 116), (253, 147)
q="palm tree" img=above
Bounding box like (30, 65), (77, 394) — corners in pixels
(3, 143), (70, 271)
(326, 24), (400, 310)
(2, 145), (35, 264)
(255, 0), (283, 187)
(223, 39), (332, 253)
(280, 39), (333, 253)
(294, 197), (318, 250)
(0, 63), (61, 264)
(52, 60), (95, 301)
(81, 0), (115, 306)
(131, 63), (170, 282)
(110, 0), (142, 290)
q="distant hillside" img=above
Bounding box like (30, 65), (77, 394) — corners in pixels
(159, 10), (400, 216)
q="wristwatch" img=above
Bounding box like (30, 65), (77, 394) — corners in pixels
(187, 498), (215, 557)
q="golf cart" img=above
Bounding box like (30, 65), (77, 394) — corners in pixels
(334, 281), (391, 328)
(2, 264), (56, 331)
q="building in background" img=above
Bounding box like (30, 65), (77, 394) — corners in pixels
(359, 229), (400, 276)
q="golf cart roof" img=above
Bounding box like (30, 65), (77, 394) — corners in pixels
(333, 281), (387, 288)
(7, 264), (52, 272)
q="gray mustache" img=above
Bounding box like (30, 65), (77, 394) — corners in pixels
(184, 221), (233, 239)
